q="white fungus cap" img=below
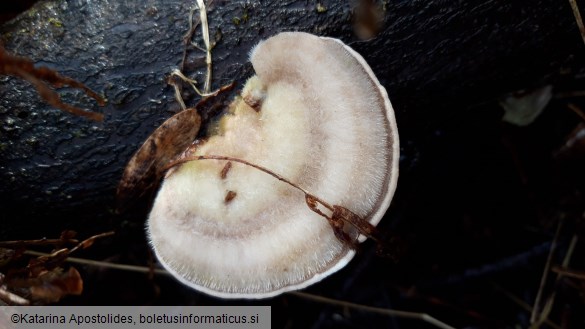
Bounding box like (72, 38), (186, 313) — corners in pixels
(147, 32), (399, 298)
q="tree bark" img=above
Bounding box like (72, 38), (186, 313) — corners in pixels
(0, 0), (583, 236)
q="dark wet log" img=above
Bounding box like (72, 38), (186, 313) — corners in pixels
(0, 0), (583, 236)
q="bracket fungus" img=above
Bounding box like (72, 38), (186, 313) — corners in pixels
(147, 32), (399, 298)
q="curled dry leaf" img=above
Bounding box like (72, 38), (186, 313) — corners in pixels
(0, 231), (113, 304)
(29, 267), (83, 303)
(116, 109), (202, 210)
(0, 46), (105, 121)
(118, 70), (235, 211)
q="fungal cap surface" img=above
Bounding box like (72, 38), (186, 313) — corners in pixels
(147, 32), (399, 298)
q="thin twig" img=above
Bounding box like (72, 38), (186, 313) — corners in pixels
(0, 46), (105, 121)
(19, 252), (455, 328)
(491, 282), (562, 329)
(170, 69), (216, 98)
(289, 291), (457, 329)
(165, 154), (331, 210)
(569, 0), (585, 45)
(179, 7), (201, 71)
(554, 90), (585, 99)
(530, 219), (563, 324)
(68, 231), (115, 254)
(0, 238), (78, 248)
(532, 234), (579, 328)
(23, 250), (170, 276)
(174, 0), (215, 108)
(165, 155), (389, 249)
(552, 266), (585, 280)
(567, 103), (585, 122)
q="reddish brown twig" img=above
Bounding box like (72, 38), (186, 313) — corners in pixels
(0, 46), (105, 121)
(165, 155), (388, 252)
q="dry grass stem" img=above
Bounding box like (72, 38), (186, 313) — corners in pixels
(554, 90), (585, 98)
(170, 69), (216, 98)
(531, 234), (579, 328)
(289, 291), (457, 329)
(530, 219), (563, 324)
(177, 0), (213, 98)
(551, 266), (585, 280)
(23, 250), (170, 276)
(196, 0), (212, 93)
(19, 253), (455, 328)
(491, 282), (562, 329)
(567, 103), (585, 122)
(569, 0), (585, 45)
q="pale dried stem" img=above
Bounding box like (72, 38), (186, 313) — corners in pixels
(171, 0), (215, 109)
(196, 0), (212, 93)
(569, 0), (585, 45)
(181, 0), (212, 92)
(169, 77), (187, 111)
(170, 69), (216, 98)
(491, 282), (561, 329)
(551, 266), (585, 280)
(567, 103), (585, 122)
(16, 252), (456, 329)
(289, 291), (457, 329)
(531, 234), (579, 328)
(23, 250), (169, 276)
(530, 218), (563, 324)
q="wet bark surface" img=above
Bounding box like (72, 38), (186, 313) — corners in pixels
(1, 0), (584, 327)
(0, 0), (581, 233)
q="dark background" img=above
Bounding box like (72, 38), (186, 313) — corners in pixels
(1, 0), (585, 328)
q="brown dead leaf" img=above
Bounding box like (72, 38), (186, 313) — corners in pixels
(116, 108), (201, 210)
(29, 267), (83, 303)
(1, 231), (112, 304)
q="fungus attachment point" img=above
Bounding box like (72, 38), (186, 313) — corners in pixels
(147, 32), (399, 298)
